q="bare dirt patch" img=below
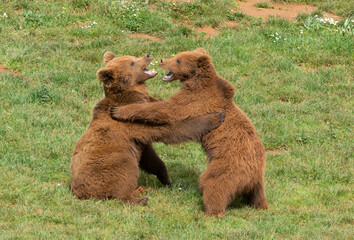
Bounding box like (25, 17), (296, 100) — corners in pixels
(15, 9), (23, 16)
(130, 33), (165, 43)
(266, 148), (289, 155)
(165, 0), (195, 2)
(196, 25), (219, 38)
(0, 64), (20, 76)
(236, 0), (341, 21)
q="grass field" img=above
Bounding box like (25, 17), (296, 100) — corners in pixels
(0, 0), (353, 239)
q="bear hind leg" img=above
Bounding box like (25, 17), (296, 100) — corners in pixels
(139, 144), (170, 186)
(244, 182), (268, 209)
(200, 177), (233, 217)
(111, 164), (149, 205)
(202, 185), (228, 217)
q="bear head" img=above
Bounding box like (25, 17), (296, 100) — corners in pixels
(96, 52), (158, 97)
(159, 48), (212, 82)
(159, 48), (235, 99)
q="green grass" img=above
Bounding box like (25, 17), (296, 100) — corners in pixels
(255, 1), (275, 9)
(0, 0), (353, 239)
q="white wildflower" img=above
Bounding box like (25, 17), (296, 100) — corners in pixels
(122, 30), (125, 32)
(133, 14), (136, 17)
(3, 13), (8, 18)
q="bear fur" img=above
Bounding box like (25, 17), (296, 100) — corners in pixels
(70, 52), (225, 204)
(110, 48), (268, 215)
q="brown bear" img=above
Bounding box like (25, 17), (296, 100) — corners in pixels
(70, 52), (225, 205)
(110, 48), (268, 216)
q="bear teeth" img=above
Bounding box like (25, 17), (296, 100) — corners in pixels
(143, 68), (157, 76)
(163, 71), (173, 81)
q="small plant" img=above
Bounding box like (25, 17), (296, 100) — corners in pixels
(302, 13), (353, 35)
(254, 1), (274, 9)
(341, 17), (353, 35)
(20, 10), (45, 28)
(227, 11), (252, 22)
(79, 21), (98, 29)
(270, 31), (287, 43)
(99, 0), (141, 20)
(30, 86), (53, 104)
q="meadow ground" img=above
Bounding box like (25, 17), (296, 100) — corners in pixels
(0, 0), (353, 239)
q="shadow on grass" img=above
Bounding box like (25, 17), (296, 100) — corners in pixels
(139, 161), (252, 211)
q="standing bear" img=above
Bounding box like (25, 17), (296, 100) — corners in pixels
(110, 48), (268, 216)
(70, 52), (225, 204)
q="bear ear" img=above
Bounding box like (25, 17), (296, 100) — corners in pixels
(194, 48), (207, 54)
(97, 68), (114, 84)
(104, 52), (115, 64)
(197, 54), (211, 68)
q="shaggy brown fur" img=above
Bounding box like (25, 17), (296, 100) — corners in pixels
(70, 52), (225, 204)
(110, 48), (268, 216)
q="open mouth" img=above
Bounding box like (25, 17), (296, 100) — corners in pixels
(143, 67), (157, 77)
(162, 71), (174, 81)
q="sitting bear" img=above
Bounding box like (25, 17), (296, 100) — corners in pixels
(70, 52), (224, 205)
(110, 48), (268, 215)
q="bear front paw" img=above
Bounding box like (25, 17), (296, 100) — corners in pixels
(110, 106), (124, 121)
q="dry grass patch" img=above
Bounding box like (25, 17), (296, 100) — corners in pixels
(266, 149), (290, 155)
(130, 33), (165, 43)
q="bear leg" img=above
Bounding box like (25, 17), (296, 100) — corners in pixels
(110, 159), (148, 205)
(139, 144), (170, 186)
(244, 182), (268, 209)
(201, 181), (229, 217)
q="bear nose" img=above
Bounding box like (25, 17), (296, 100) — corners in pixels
(147, 53), (151, 58)
(160, 58), (163, 63)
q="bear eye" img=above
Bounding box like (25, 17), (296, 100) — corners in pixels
(130, 62), (135, 66)
(176, 59), (181, 64)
